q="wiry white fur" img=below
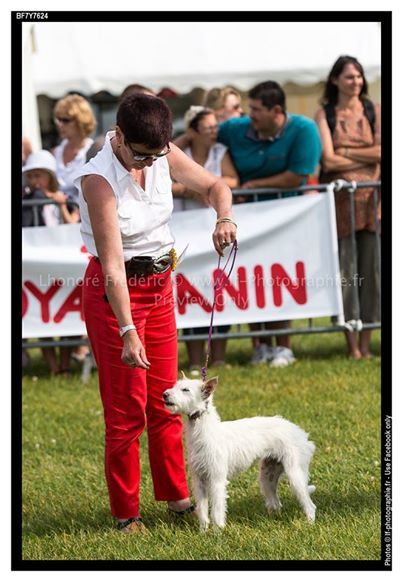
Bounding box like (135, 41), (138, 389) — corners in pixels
(163, 375), (316, 531)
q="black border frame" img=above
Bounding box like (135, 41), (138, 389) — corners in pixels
(13, 10), (392, 572)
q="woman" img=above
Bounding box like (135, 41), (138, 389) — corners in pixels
(53, 94), (97, 205)
(173, 106), (239, 373)
(203, 86), (244, 122)
(53, 94), (96, 362)
(315, 55), (381, 359)
(74, 93), (236, 533)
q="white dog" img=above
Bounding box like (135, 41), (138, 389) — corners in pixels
(163, 374), (316, 530)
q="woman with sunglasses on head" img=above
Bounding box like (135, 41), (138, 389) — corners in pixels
(53, 94), (97, 206)
(53, 94), (97, 364)
(203, 86), (244, 123)
(73, 93), (237, 533)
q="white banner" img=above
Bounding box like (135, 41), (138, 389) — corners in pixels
(22, 195), (344, 339)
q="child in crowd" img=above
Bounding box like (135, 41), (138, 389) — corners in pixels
(22, 150), (83, 375)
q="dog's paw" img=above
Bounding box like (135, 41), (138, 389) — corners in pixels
(305, 506), (316, 522)
(212, 522), (226, 531)
(199, 521), (210, 533)
(265, 499), (282, 514)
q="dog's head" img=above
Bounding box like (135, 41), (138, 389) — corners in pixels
(163, 371), (218, 417)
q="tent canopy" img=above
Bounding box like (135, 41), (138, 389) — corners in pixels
(29, 21), (381, 97)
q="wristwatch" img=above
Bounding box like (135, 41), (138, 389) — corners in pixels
(119, 324), (137, 338)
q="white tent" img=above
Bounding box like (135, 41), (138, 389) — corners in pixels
(29, 21), (381, 97)
(22, 24), (42, 149)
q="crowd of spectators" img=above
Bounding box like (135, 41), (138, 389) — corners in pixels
(22, 54), (381, 375)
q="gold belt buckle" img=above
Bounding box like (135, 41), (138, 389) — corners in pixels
(169, 248), (178, 271)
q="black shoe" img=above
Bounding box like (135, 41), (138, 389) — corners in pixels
(117, 517), (147, 533)
(168, 503), (196, 517)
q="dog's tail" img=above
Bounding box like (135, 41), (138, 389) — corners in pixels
(308, 485), (316, 494)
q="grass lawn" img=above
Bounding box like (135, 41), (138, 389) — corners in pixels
(21, 326), (382, 562)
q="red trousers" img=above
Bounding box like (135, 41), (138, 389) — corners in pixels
(82, 257), (189, 518)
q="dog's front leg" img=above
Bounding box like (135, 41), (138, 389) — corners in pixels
(193, 473), (210, 532)
(209, 478), (228, 529)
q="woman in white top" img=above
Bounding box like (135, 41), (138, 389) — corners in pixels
(74, 93), (237, 533)
(53, 94), (96, 363)
(172, 107), (238, 210)
(172, 107), (239, 373)
(53, 94), (96, 205)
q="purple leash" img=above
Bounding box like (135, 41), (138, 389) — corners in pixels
(201, 240), (238, 382)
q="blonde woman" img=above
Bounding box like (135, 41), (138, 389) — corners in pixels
(204, 86), (244, 122)
(53, 94), (97, 204)
(53, 94), (97, 362)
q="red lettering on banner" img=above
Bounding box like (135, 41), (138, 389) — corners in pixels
(175, 273), (212, 315)
(253, 265), (266, 308)
(271, 262), (307, 307)
(53, 282), (84, 323)
(213, 266), (248, 312)
(22, 288), (29, 318)
(24, 279), (63, 323)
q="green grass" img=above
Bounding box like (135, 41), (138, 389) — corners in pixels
(22, 327), (382, 561)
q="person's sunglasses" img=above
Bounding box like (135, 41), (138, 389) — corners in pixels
(124, 139), (171, 162)
(54, 117), (74, 124)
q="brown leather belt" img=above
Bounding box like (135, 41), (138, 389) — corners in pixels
(124, 254), (172, 277)
(94, 249), (176, 277)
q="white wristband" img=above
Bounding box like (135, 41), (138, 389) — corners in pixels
(119, 324), (136, 338)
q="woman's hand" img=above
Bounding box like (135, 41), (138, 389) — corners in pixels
(212, 221), (237, 257)
(49, 190), (68, 204)
(121, 330), (151, 369)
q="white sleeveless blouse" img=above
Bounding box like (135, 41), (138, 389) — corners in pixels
(73, 131), (174, 261)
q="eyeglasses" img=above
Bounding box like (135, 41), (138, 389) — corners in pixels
(124, 139), (171, 162)
(198, 125), (218, 134)
(54, 117), (74, 125)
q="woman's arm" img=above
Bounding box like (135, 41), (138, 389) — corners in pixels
(168, 143), (237, 256)
(335, 103), (381, 164)
(334, 145), (381, 164)
(241, 170), (304, 190)
(220, 151), (239, 189)
(48, 190), (80, 224)
(314, 108), (367, 173)
(60, 205), (81, 224)
(173, 133), (191, 150)
(82, 174), (150, 369)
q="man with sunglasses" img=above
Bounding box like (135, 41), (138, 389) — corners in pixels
(73, 93), (236, 533)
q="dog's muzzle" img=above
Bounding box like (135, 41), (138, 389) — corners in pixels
(162, 391), (173, 405)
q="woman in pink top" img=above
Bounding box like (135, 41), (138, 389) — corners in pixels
(315, 56), (381, 359)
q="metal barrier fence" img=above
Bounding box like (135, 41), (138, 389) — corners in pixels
(22, 180), (381, 350)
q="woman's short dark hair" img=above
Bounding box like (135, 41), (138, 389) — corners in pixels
(248, 81), (286, 113)
(116, 93), (172, 148)
(322, 55), (369, 105)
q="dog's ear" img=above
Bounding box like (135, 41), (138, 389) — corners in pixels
(202, 376), (218, 398)
(180, 370), (187, 380)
